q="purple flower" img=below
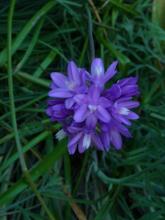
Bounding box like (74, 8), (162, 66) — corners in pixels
(73, 86), (111, 127)
(104, 76), (139, 100)
(89, 58), (118, 88)
(49, 61), (87, 109)
(67, 123), (104, 154)
(110, 97), (139, 126)
(46, 99), (72, 121)
(46, 59), (140, 154)
(100, 120), (132, 150)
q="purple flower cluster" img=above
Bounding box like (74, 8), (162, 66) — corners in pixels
(46, 58), (140, 154)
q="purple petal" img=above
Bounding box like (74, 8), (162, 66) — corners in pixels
(91, 58), (104, 78)
(117, 100), (140, 109)
(74, 105), (88, 122)
(50, 104), (69, 119)
(110, 129), (122, 150)
(74, 94), (86, 104)
(113, 113), (131, 126)
(47, 99), (63, 106)
(78, 138), (86, 153)
(105, 84), (121, 100)
(99, 97), (112, 107)
(92, 133), (104, 150)
(79, 68), (87, 84)
(86, 114), (97, 128)
(67, 61), (80, 84)
(46, 107), (53, 117)
(68, 133), (82, 154)
(67, 125), (82, 134)
(88, 86), (101, 103)
(117, 124), (132, 138)
(83, 70), (91, 81)
(65, 98), (75, 109)
(52, 104), (64, 111)
(104, 61), (118, 82)
(48, 89), (73, 98)
(50, 82), (57, 90)
(101, 132), (110, 151)
(50, 72), (67, 88)
(68, 144), (77, 155)
(82, 134), (91, 149)
(97, 106), (111, 123)
(100, 123), (109, 132)
(116, 97), (132, 102)
(121, 85), (139, 96)
(118, 76), (138, 87)
(127, 112), (139, 120)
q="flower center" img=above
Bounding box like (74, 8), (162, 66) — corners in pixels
(118, 107), (129, 115)
(88, 104), (97, 112)
(66, 81), (76, 90)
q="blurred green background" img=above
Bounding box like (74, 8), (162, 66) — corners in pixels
(0, 0), (165, 219)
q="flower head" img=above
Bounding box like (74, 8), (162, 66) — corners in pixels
(46, 58), (140, 154)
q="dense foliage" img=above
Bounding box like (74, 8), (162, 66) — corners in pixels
(0, 0), (165, 219)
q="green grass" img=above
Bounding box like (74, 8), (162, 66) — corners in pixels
(0, 0), (165, 219)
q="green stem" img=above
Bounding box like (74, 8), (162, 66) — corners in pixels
(7, 1), (56, 219)
(8, 0), (27, 172)
(73, 150), (90, 195)
(152, 0), (165, 50)
(0, 93), (47, 121)
(86, 5), (95, 60)
(24, 171), (56, 220)
(152, 0), (165, 30)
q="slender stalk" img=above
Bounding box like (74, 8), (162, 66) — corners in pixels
(7, 1), (56, 219)
(23, 171), (56, 220)
(152, 0), (165, 30)
(86, 5), (95, 60)
(73, 151), (90, 195)
(8, 0), (27, 172)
